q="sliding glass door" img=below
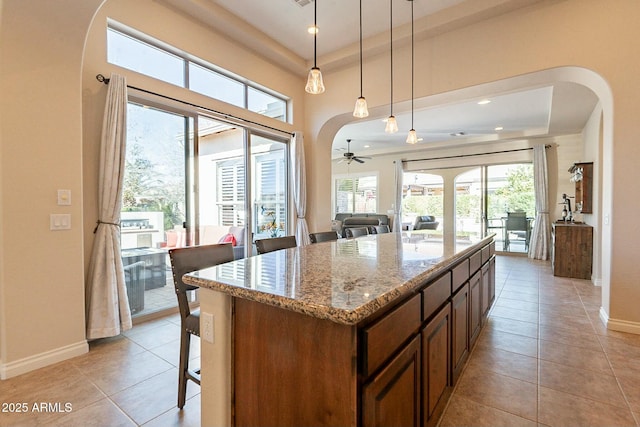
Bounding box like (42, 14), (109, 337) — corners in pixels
(121, 104), (290, 318)
(121, 102), (191, 317)
(196, 119), (289, 257)
(250, 133), (288, 244)
(485, 164), (535, 252)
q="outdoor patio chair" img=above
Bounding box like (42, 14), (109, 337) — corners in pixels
(504, 211), (530, 251)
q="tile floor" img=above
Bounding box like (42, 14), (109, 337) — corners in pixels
(440, 255), (640, 427)
(0, 314), (200, 427)
(1, 255), (639, 426)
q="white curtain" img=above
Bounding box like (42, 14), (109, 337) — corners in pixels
(528, 144), (551, 260)
(86, 73), (131, 339)
(393, 160), (404, 232)
(291, 131), (310, 245)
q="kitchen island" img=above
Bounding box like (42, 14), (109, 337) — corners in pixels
(184, 232), (495, 427)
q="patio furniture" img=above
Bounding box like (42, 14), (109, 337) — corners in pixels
(122, 247), (167, 290)
(168, 243), (235, 409)
(413, 215), (439, 230)
(504, 211), (531, 251)
(123, 261), (145, 314)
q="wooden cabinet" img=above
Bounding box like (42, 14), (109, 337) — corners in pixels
(571, 162), (593, 214)
(363, 336), (421, 427)
(552, 223), (593, 279)
(232, 241), (495, 427)
(468, 270), (482, 349)
(451, 283), (469, 384)
(422, 304), (451, 427)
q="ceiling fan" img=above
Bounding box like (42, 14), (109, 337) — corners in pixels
(339, 139), (371, 164)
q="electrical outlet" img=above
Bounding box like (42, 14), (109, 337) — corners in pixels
(202, 312), (214, 343)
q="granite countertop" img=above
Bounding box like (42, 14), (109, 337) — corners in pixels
(184, 232), (493, 325)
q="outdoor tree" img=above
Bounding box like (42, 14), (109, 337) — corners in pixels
(494, 164), (535, 215)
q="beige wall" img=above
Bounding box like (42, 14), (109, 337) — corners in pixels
(1, 0), (640, 377)
(308, 0), (640, 331)
(0, 0), (104, 376)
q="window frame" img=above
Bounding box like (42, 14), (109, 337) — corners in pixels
(332, 173), (379, 215)
(107, 20), (289, 123)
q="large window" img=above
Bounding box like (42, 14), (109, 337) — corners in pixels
(334, 175), (377, 214)
(107, 21), (288, 122)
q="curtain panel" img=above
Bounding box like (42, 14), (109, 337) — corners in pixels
(86, 73), (131, 339)
(528, 144), (551, 260)
(291, 131), (310, 245)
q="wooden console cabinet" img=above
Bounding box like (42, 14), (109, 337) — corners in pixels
(552, 223), (593, 279)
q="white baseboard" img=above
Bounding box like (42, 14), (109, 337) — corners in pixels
(0, 340), (88, 380)
(599, 307), (640, 335)
(592, 277), (602, 287)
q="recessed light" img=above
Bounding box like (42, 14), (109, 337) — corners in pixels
(307, 25), (318, 35)
(494, 126), (503, 131)
(364, 145), (370, 148)
(450, 132), (466, 137)
(477, 99), (491, 105)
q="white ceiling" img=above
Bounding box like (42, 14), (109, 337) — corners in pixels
(160, 0), (600, 159)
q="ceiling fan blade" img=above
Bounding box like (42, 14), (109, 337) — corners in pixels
(353, 157), (365, 163)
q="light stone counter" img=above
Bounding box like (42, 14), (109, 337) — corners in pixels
(184, 232), (492, 325)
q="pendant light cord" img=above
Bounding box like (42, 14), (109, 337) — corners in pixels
(314, 0), (318, 68)
(359, 0), (364, 97)
(390, 0), (394, 116)
(410, 0), (414, 129)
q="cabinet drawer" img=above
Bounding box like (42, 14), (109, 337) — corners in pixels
(363, 294), (421, 376)
(481, 244), (491, 264)
(451, 259), (469, 293)
(469, 250), (482, 274)
(422, 272), (451, 321)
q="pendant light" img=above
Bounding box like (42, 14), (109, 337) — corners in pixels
(406, 0), (418, 144)
(385, 0), (398, 133)
(353, 0), (369, 117)
(305, 0), (325, 94)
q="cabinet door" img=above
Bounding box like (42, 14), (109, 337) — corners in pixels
(422, 304), (451, 427)
(481, 263), (490, 318)
(489, 256), (496, 307)
(469, 271), (482, 349)
(451, 284), (469, 384)
(363, 336), (421, 427)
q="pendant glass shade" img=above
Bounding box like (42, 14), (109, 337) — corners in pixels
(353, 0), (368, 118)
(305, 67), (325, 94)
(306, 0), (324, 94)
(385, 115), (398, 133)
(406, 129), (418, 144)
(353, 97), (369, 118)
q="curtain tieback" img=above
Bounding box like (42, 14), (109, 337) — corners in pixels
(93, 219), (120, 233)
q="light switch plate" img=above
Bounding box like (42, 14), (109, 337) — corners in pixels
(50, 214), (71, 230)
